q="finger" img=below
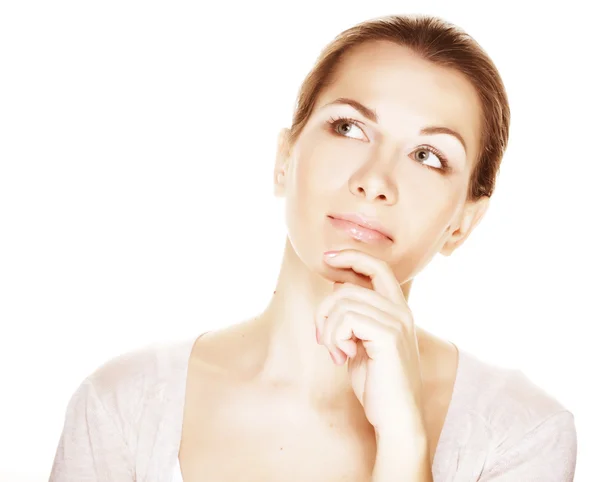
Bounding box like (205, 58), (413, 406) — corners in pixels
(315, 283), (341, 342)
(323, 250), (404, 303)
(330, 311), (396, 361)
(327, 268), (373, 290)
(322, 300), (397, 361)
(314, 281), (374, 343)
(316, 283), (410, 331)
(323, 298), (398, 334)
(321, 303), (355, 364)
(316, 282), (359, 345)
(317, 283), (340, 338)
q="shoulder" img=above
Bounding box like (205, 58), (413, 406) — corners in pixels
(51, 337), (198, 479)
(72, 336), (197, 437)
(85, 337), (196, 400)
(451, 349), (577, 478)
(457, 349), (572, 433)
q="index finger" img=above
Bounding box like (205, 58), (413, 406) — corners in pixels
(323, 250), (404, 303)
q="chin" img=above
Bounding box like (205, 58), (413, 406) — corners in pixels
(287, 232), (369, 289)
(286, 206), (390, 283)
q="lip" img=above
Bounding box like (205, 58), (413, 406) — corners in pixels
(327, 213), (393, 243)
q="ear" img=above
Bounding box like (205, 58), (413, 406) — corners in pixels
(440, 196), (490, 256)
(274, 127), (292, 198)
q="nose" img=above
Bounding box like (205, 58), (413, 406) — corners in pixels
(348, 156), (398, 205)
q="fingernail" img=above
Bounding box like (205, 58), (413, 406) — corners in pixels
(324, 251), (339, 257)
(329, 351), (338, 363)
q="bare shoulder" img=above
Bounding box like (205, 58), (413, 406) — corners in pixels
(417, 327), (569, 422)
(187, 319), (264, 377)
(417, 330), (575, 462)
(416, 326), (460, 389)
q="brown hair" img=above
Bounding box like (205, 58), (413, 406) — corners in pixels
(288, 14), (510, 201)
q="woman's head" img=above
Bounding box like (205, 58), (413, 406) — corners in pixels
(274, 15), (510, 285)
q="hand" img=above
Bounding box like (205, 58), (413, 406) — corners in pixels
(315, 249), (426, 436)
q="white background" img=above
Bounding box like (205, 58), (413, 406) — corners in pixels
(1, 1), (598, 480)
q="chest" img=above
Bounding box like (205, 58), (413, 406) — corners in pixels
(178, 390), (378, 482)
(179, 433), (375, 482)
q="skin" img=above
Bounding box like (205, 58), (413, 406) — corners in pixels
(179, 40), (490, 481)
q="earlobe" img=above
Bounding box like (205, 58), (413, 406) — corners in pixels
(274, 127), (292, 198)
(274, 170), (286, 196)
(274, 169), (286, 197)
(440, 196), (490, 256)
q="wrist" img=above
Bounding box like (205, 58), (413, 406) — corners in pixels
(375, 428), (429, 459)
(373, 427), (431, 477)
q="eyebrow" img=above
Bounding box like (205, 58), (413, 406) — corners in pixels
(323, 97), (468, 154)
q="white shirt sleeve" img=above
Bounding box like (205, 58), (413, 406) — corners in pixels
(49, 379), (135, 482)
(478, 410), (577, 482)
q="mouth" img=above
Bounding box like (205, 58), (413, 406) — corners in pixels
(327, 213), (393, 244)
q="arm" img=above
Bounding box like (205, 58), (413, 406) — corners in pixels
(478, 410), (577, 482)
(371, 431), (433, 482)
(316, 251), (433, 481)
(49, 379), (134, 482)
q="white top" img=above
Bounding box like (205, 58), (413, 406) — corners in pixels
(49, 335), (578, 481)
(171, 458), (183, 482)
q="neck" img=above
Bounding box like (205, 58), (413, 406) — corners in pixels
(251, 237), (413, 407)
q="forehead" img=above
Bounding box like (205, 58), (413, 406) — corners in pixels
(320, 40), (482, 160)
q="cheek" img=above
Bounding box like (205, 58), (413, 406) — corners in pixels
(407, 193), (460, 242)
(284, 150), (325, 232)
(293, 145), (345, 203)
(397, 180), (453, 232)
(387, 190), (462, 278)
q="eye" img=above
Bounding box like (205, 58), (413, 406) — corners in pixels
(411, 146), (450, 171)
(327, 116), (368, 141)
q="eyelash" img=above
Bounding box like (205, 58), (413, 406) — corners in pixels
(326, 115), (451, 173)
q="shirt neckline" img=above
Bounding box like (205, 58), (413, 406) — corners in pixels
(172, 333), (468, 477)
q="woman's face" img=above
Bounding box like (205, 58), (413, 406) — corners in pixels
(275, 40), (489, 285)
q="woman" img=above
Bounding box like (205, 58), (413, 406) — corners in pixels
(49, 14), (577, 482)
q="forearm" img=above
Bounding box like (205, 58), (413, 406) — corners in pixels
(371, 430), (433, 482)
